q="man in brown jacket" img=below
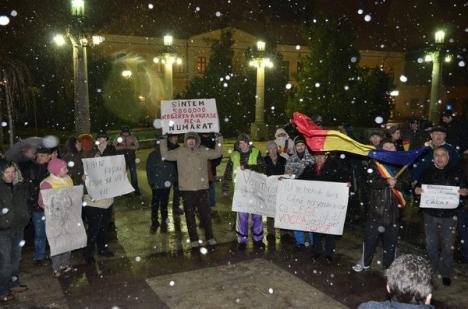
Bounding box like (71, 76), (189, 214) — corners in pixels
(160, 132), (223, 248)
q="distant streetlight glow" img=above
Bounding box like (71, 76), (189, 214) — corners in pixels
(256, 41), (266, 51)
(53, 34), (66, 46)
(71, 0), (85, 17)
(121, 70), (132, 78)
(434, 30), (445, 44)
(163, 35), (173, 46)
(390, 90), (399, 96)
(424, 54), (432, 62)
(444, 55), (452, 63)
(92, 35), (105, 45)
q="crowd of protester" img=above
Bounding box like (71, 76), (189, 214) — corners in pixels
(0, 111), (467, 307)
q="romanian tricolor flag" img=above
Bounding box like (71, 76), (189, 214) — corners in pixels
(374, 160), (407, 207)
(292, 112), (425, 166)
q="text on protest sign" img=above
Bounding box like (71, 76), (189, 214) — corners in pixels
(420, 184), (460, 209)
(232, 169), (284, 217)
(160, 98), (219, 134)
(41, 185), (87, 256)
(82, 155), (134, 200)
(274, 179), (349, 235)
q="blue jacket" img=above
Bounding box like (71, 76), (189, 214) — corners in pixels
(146, 144), (177, 190)
(358, 300), (434, 309)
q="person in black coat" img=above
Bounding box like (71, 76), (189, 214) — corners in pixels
(299, 152), (351, 262)
(0, 160), (31, 302)
(415, 146), (468, 286)
(264, 142), (286, 242)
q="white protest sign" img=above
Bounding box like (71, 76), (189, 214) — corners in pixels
(82, 155), (134, 200)
(274, 179), (349, 235)
(41, 185), (87, 256)
(420, 184), (460, 209)
(232, 169), (285, 217)
(160, 98), (219, 134)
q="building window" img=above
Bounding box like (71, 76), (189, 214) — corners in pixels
(196, 57), (207, 73)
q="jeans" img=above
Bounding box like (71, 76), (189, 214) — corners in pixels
(293, 231), (314, 246)
(313, 233), (335, 258)
(151, 188), (170, 227)
(363, 222), (399, 269)
(127, 159), (140, 194)
(424, 213), (457, 278)
(181, 190), (213, 242)
(32, 211), (47, 261)
(0, 229), (24, 295)
(208, 181), (216, 208)
(458, 208), (468, 259)
(83, 206), (112, 258)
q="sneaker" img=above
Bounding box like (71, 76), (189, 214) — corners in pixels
(190, 241), (200, 248)
(61, 265), (74, 273)
(52, 270), (61, 278)
(442, 277), (451, 286)
(352, 264), (370, 272)
(98, 249), (115, 257)
(0, 292), (15, 302)
(10, 284), (28, 293)
(207, 238), (217, 246)
(253, 241), (265, 250)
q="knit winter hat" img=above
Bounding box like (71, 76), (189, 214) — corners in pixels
(266, 141), (279, 151)
(237, 133), (250, 144)
(48, 158), (67, 176)
(294, 135), (306, 145)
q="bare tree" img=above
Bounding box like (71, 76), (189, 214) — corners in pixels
(0, 56), (33, 146)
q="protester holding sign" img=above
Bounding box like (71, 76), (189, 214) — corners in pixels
(39, 159), (75, 277)
(264, 142), (287, 243)
(299, 152), (351, 262)
(223, 133), (266, 250)
(160, 132), (223, 248)
(114, 127), (141, 196)
(414, 146), (468, 286)
(353, 140), (410, 273)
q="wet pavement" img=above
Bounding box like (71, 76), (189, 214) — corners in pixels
(4, 153), (468, 308)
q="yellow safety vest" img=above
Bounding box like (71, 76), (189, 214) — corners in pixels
(230, 147), (259, 179)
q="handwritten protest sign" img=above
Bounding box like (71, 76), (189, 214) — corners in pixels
(160, 98), (219, 134)
(41, 185), (87, 256)
(420, 184), (460, 209)
(274, 179), (349, 235)
(82, 155), (134, 200)
(232, 169), (284, 217)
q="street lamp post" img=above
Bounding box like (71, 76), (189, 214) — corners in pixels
(427, 30), (446, 123)
(249, 41), (273, 140)
(153, 35), (182, 100)
(53, 0), (104, 133)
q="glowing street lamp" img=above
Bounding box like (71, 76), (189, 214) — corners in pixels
(156, 34), (182, 100)
(427, 29), (446, 122)
(249, 40), (274, 140)
(53, 34), (66, 46)
(71, 0), (85, 17)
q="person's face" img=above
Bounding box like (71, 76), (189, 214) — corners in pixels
(51, 150), (59, 160)
(314, 154), (327, 165)
(410, 122), (418, 131)
(295, 142), (306, 153)
(382, 142), (396, 151)
(168, 135), (179, 144)
(58, 166), (68, 177)
(238, 141), (250, 153)
(391, 130), (401, 140)
(97, 137), (108, 145)
(75, 141), (82, 152)
(186, 138), (196, 149)
(433, 149), (449, 169)
(23, 148), (36, 160)
(268, 147), (278, 158)
(442, 116), (452, 124)
(430, 132), (446, 146)
(369, 135), (382, 146)
(1, 166), (15, 183)
(36, 153), (51, 164)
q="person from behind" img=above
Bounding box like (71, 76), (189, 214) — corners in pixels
(358, 254), (434, 309)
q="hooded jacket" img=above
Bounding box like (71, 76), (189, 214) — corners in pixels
(285, 137), (314, 178)
(274, 128), (295, 159)
(0, 164), (30, 230)
(159, 132), (223, 191)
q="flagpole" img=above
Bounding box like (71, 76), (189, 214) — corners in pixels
(394, 164), (409, 179)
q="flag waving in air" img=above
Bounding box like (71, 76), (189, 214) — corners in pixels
(291, 112), (425, 166)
